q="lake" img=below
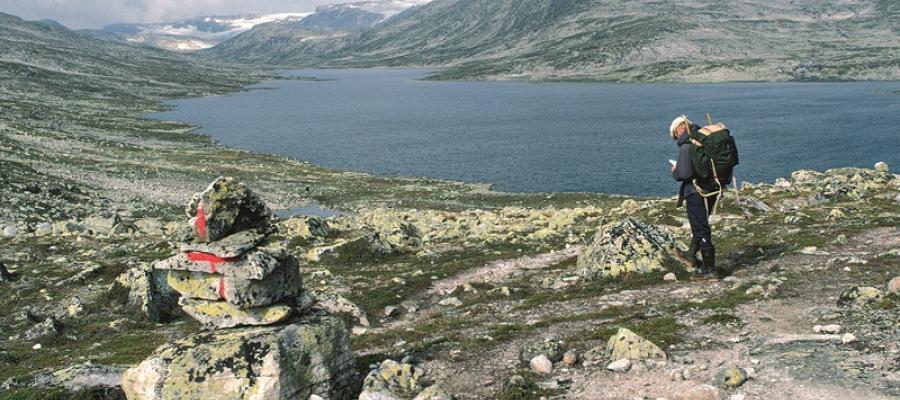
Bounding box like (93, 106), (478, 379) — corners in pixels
(149, 69), (900, 196)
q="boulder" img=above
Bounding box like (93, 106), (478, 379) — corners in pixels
(186, 177), (274, 243)
(606, 328), (667, 363)
(116, 263), (179, 323)
(2, 225), (17, 237)
(837, 286), (884, 307)
(359, 360), (425, 400)
(606, 358), (631, 372)
(714, 367), (749, 388)
(121, 314), (357, 400)
(874, 161), (889, 173)
(578, 219), (681, 279)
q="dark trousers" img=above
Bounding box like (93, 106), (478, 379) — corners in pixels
(685, 186), (717, 250)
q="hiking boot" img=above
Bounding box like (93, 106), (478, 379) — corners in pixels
(696, 247), (722, 280)
(674, 238), (702, 269)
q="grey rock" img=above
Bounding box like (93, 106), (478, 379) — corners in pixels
(26, 317), (60, 341)
(606, 358), (632, 372)
(384, 306), (400, 317)
(888, 277), (900, 294)
(874, 161), (889, 172)
(122, 314), (357, 400)
(185, 177), (274, 243)
(157, 242), (290, 280)
(314, 291), (371, 327)
(578, 218), (681, 280)
(29, 362), (125, 392)
(165, 254), (303, 308)
(179, 228), (269, 258)
(82, 215), (122, 236)
(116, 263), (179, 322)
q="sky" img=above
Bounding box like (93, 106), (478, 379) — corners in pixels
(0, 0), (358, 29)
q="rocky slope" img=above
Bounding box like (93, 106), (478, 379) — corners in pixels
(207, 0), (900, 82)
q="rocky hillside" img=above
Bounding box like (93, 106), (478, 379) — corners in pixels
(207, 0), (900, 82)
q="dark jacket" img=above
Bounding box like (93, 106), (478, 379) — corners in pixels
(673, 124), (718, 205)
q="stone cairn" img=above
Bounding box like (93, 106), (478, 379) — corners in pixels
(122, 177), (357, 400)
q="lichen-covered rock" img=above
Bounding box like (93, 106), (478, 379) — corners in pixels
(121, 313), (357, 400)
(313, 291), (371, 327)
(578, 219), (681, 279)
(714, 367), (749, 388)
(83, 215), (123, 236)
(837, 286), (884, 307)
(116, 263), (179, 323)
(178, 298), (301, 329)
(790, 168), (897, 201)
(606, 328), (667, 363)
(282, 216), (331, 239)
(166, 258), (302, 308)
(134, 218), (166, 236)
(155, 243), (292, 280)
(29, 362), (125, 393)
(366, 221), (422, 254)
(412, 385), (452, 400)
(519, 338), (565, 364)
(180, 228), (269, 258)
(359, 360), (426, 400)
(186, 177), (274, 243)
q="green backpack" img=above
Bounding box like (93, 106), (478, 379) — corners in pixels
(688, 126), (739, 191)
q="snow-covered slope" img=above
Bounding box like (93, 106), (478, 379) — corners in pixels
(102, 13), (311, 51)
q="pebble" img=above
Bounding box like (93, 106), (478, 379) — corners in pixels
(874, 161), (889, 172)
(888, 277), (900, 294)
(562, 350), (578, 366)
(814, 324), (842, 334)
(841, 333), (857, 344)
(663, 273), (677, 282)
(530, 355), (553, 374)
(32, 343), (41, 350)
(606, 358), (632, 372)
(384, 306), (399, 317)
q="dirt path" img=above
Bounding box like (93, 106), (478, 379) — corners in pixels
(428, 245), (583, 295)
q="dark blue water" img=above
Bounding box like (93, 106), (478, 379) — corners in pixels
(150, 69), (900, 196)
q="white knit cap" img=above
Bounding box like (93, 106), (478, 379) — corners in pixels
(669, 116), (691, 138)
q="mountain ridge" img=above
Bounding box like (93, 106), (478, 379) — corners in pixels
(206, 0), (900, 82)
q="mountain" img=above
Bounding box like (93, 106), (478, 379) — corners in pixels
(207, 0), (900, 82)
(296, 1), (431, 31)
(100, 13), (311, 51)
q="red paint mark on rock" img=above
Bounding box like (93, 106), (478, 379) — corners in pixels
(195, 205), (208, 241)
(185, 252), (238, 274)
(218, 276), (226, 300)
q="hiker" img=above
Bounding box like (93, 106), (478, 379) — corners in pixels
(669, 116), (736, 279)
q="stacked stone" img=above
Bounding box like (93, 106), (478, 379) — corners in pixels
(154, 177), (310, 329)
(123, 177), (357, 400)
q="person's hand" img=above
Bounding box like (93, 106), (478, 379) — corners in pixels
(671, 163), (677, 172)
